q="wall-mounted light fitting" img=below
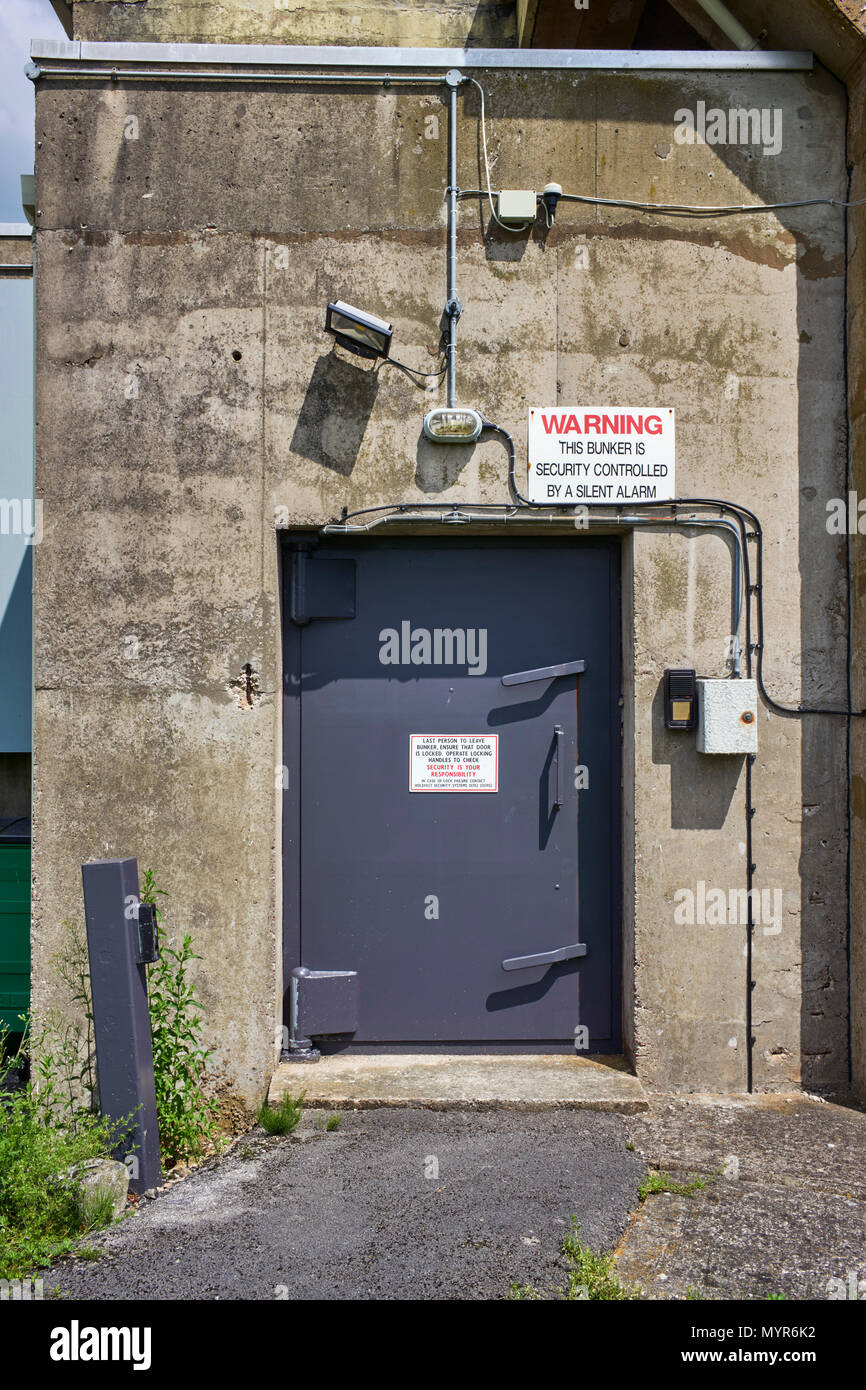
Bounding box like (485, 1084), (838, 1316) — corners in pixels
(325, 301), (393, 359)
(542, 182), (563, 226)
(423, 407), (483, 443)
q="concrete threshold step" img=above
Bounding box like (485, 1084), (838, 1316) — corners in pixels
(268, 1053), (647, 1112)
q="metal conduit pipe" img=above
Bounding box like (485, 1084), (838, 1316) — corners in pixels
(693, 0), (760, 50)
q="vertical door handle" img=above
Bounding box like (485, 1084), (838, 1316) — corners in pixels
(554, 724), (564, 809)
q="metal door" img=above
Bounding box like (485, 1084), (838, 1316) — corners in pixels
(282, 537), (620, 1050)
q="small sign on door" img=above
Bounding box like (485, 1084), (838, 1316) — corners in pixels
(409, 735), (499, 792)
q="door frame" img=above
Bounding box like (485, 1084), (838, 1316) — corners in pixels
(279, 529), (623, 1054)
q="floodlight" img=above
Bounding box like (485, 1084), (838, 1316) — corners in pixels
(325, 301), (393, 359)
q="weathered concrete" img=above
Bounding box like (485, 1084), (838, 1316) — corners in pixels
(847, 51), (866, 1106)
(616, 1094), (866, 1298)
(30, 39), (854, 1111)
(268, 1053), (649, 1110)
(67, 0), (517, 47)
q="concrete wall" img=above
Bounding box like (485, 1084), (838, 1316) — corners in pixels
(849, 53), (866, 1101)
(31, 58), (850, 1112)
(68, 0), (517, 46)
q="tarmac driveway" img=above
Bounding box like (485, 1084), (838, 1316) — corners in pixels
(44, 1108), (645, 1301)
(43, 1095), (866, 1301)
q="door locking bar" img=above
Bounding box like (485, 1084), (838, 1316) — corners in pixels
(500, 659), (585, 686)
(554, 724), (564, 809)
(501, 942), (588, 972)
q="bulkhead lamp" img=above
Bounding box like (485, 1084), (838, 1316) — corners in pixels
(325, 301), (393, 359)
(423, 407), (483, 443)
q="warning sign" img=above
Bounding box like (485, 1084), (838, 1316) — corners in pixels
(409, 735), (498, 792)
(527, 406), (675, 504)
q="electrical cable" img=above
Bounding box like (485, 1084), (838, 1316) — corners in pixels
(457, 186), (866, 219)
(465, 77), (535, 234)
(460, 78), (866, 224)
(386, 355), (448, 385)
(476, 418), (864, 716)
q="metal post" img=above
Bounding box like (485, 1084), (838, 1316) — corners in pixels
(445, 69), (462, 408)
(81, 858), (161, 1193)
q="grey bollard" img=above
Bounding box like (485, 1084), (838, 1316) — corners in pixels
(81, 857), (161, 1194)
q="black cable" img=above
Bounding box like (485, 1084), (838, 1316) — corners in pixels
(387, 355), (448, 385)
(477, 418), (862, 717)
(327, 431), (864, 718)
(389, 355), (447, 389)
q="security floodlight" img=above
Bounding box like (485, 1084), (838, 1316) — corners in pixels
(423, 406), (483, 444)
(325, 301), (393, 359)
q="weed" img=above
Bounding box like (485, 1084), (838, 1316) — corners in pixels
(258, 1091), (304, 1136)
(510, 1282), (543, 1300)
(0, 1038), (124, 1280)
(563, 1220), (641, 1301)
(639, 1170), (713, 1200)
(141, 870), (221, 1166)
(75, 1186), (117, 1234)
(326, 1114), (342, 1132)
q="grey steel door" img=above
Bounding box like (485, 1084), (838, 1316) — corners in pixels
(282, 537), (620, 1050)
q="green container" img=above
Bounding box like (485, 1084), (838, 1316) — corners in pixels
(0, 835), (31, 1037)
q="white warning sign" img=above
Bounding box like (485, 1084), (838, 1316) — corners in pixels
(527, 406), (676, 504)
(409, 735), (499, 792)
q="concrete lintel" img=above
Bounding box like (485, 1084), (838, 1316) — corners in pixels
(29, 38), (813, 72)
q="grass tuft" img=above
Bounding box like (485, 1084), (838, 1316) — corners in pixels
(257, 1091), (305, 1136)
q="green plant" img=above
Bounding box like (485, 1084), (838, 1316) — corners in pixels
(75, 1186), (117, 1234)
(563, 1219), (641, 1301)
(141, 869), (220, 1166)
(639, 1170), (712, 1200)
(326, 1113), (342, 1132)
(0, 1047), (124, 1280)
(625, 1140), (635, 1151)
(257, 1091), (304, 1135)
(510, 1282), (543, 1300)
(48, 921), (98, 1113)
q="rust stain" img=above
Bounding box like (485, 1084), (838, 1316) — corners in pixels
(63, 220), (843, 278)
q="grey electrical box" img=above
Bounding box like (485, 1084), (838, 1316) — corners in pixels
(697, 678), (758, 754)
(496, 190), (537, 225)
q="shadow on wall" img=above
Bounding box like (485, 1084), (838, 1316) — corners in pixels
(415, 433), (477, 491)
(651, 677), (743, 830)
(290, 350), (379, 476)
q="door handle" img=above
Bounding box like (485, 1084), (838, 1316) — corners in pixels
(501, 659), (585, 686)
(501, 942), (588, 972)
